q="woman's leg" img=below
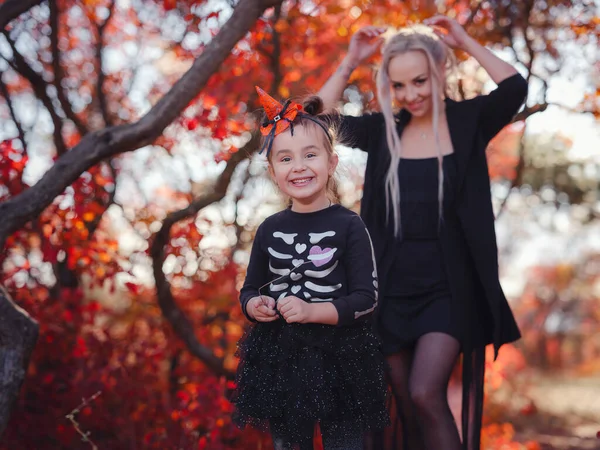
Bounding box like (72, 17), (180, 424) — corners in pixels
(409, 332), (462, 450)
(386, 348), (425, 450)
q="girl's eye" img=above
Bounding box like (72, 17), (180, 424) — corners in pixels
(281, 157), (291, 163)
(306, 153), (317, 158)
(393, 84), (403, 90)
(415, 79), (426, 85)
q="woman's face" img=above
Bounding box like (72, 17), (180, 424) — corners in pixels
(388, 50), (439, 118)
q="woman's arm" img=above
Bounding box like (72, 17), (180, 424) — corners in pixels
(424, 15), (518, 84)
(460, 37), (518, 84)
(425, 15), (528, 141)
(318, 26), (386, 112)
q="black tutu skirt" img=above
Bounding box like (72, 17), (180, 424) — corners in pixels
(230, 320), (389, 444)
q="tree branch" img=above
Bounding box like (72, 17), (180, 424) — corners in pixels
(495, 124), (527, 219)
(0, 72), (27, 154)
(96, 0), (116, 127)
(0, 0), (45, 31)
(148, 4), (285, 375)
(0, 0), (284, 250)
(464, 0), (484, 28)
(0, 0), (281, 435)
(231, 163), (252, 253)
(514, 103), (549, 121)
(2, 32), (68, 155)
(150, 136), (257, 379)
(86, 159), (118, 238)
(49, 0), (88, 136)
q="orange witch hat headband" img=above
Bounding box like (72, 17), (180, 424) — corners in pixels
(255, 86), (332, 157)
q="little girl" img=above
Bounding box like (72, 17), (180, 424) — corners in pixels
(231, 87), (389, 450)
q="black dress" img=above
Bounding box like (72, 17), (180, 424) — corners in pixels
(380, 154), (462, 355)
(331, 73), (529, 450)
(231, 205), (389, 446)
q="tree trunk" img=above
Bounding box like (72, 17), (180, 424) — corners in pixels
(0, 286), (39, 436)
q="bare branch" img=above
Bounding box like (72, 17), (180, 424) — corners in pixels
(232, 163), (252, 253)
(2, 32), (67, 155)
(464, 0), (484, 28)
(495, 125), (527, 219)
(0, 71), (27, 153)
(96, 0), (116, 127)
(514, 103), (549, 121)
(521, 1), (536, 76)
(49, 0), (87, 136)
(0, 0), (285, 250)
(65, 391), (101, 450)
(86, 159), (118, 238)
(0, 0), (45, 31)
(151, 136), (258, 379)
(148, 4), (286, 374)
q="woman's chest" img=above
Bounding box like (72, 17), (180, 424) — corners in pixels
(399, 124), (454, 158)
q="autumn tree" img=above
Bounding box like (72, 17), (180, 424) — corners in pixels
(0, 0), (598, 447)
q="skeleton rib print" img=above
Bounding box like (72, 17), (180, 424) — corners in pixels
(268, 230), (341, 301)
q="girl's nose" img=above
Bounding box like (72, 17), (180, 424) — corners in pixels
(292, 161), (306, 171)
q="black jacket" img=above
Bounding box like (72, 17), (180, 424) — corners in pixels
(337, 73), (529, 359)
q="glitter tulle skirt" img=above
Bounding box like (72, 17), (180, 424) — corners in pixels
(230, 320), (389, 443)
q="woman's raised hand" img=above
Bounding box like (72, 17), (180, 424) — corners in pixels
(346, 26), (387, 67)
(424, 15), (471, 50)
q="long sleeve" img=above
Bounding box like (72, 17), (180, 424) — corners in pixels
(328, 112), (384, 154)
(331, 215), (378, 326)
(239, 224), (270, 322)
(478, 73), (528, 144)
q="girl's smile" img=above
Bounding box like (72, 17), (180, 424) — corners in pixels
(269, 124), (338, 213)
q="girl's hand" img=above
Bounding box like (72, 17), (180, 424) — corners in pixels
(247, 296), (278, 322)
(346, 26), (387, 67)
(277, 296), (312, 324)
(424, 15), (471, 50)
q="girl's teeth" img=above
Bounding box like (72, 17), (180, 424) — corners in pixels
(292, 178), (310, 184)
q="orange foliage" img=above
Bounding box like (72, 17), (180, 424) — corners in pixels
(2, 1), (599, 448)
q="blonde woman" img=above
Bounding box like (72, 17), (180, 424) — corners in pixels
(318, 15), (527, 450)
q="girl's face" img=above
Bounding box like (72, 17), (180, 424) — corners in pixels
(268, 124), (338, 211)
(388, 50), (440, 118)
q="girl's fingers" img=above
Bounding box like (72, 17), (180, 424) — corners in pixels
(279, 303), (294, 315)
(278, 296), (291, 306)
(257, 314), (278, 322)
(266, 298), (276, 308)
(285, 311), (298, 323)
(257, 305), (275, 316)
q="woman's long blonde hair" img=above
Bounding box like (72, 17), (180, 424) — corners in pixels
(376, 25), (454, 237)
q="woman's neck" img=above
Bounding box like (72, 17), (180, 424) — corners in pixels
(290, 195), (331, 213)
(407, 100), (447, 128)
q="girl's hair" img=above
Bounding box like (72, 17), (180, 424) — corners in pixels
(262, 95), (339, 205)
(376, 24), (455, 236)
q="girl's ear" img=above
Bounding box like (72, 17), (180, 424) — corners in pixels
(328, 152), (339, 176)
(267, 163), (276, 183)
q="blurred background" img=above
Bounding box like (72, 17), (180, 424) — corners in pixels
(0, 0), (598, 449)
